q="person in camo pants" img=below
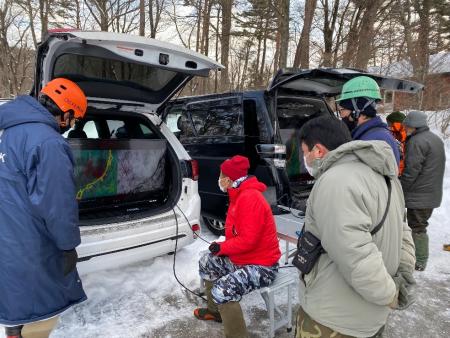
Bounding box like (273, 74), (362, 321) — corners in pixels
(193, 155), (281, 338)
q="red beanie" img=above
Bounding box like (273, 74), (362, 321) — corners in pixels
(220, 155), (250, 181)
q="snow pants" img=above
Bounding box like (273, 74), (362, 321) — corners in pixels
(199, 252), (277, 305)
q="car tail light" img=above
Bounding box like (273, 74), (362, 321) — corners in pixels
(181, 159), (199, 181)
(190, 160), (199, 181)
(191, 223), (201, 238)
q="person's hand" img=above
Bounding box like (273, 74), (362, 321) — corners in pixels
(63, 249), (78, 276)
(388, 289), (399, 309)
(208, 242), (221, 255)
(392, 270), (416, 310)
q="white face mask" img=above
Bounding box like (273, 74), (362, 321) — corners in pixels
(218, 178), (228, 193)
(303, 155), (314, 176)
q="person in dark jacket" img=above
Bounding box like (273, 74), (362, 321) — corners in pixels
(401, 111), (446, 271)
(194, 155), (281, 338)
(336, 76), (401, 166)
(0, 78), (88, 338)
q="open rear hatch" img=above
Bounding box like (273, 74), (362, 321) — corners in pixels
(268, 68), (424, 96)
(34, 30), (223, 113)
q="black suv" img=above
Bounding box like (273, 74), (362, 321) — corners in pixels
(164, 68), (422, 234)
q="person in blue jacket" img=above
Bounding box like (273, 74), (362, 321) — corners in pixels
(336, 76), (401, 166)
(0, 78), (88, 338)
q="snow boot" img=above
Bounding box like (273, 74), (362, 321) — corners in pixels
(413, 232), (429, 271)
(444, 244), (450, 252)
(194, 280), (222, 322)
(218, 301), (248, 338)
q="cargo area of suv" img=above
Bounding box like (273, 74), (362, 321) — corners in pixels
(64, 109), (182, 225)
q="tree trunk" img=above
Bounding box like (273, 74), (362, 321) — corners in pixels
(322, 0), (340, 67)
(39, 0), (49, 41)
(354, 0), (382, 70)
(278, 0), (290, 69)
(293, 0), (317, 68)
(195, 0), (202, 52)
(220, 0), (232, 91)
(201, 0), (212, 55)
(342, 4), (363, 67)
(139, 0), (145, 36)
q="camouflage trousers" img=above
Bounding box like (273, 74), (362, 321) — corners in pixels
(199, 252), (278, 305)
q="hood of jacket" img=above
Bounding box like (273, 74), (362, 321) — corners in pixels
(352, 116), (388, 140)
(228, 176), (267, 203)
(316, 140), (398, 179)
(0, 95), (59, 131)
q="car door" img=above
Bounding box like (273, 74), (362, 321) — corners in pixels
(169, 94), (245, 222)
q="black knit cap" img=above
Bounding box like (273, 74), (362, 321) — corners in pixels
(339, 97), (377, 117)
(386, 111), (406, 123)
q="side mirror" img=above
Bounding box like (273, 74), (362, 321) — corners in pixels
(255, 144), (286, 156)
(256, 144), (286, 168)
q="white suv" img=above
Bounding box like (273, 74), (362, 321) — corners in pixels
(32, 30), (223, 274)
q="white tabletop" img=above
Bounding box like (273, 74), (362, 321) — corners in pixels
(274, 206), (305, 244)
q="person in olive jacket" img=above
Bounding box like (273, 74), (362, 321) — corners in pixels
(401, 111), (446, 271)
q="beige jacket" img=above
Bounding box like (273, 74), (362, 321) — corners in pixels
(299, 140), (415, 337)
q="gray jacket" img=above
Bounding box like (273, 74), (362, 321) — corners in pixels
(401, 127), (445, 209)
(300, 141), (415, 337)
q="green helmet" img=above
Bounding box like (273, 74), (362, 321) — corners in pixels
(336, 76), (381, 102)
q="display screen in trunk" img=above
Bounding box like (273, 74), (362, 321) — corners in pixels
(68, 139), (167, 211)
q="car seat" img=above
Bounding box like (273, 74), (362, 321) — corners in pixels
(68, 122), (87, 138)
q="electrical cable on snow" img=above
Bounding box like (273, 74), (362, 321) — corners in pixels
(171, 208), (207, 302)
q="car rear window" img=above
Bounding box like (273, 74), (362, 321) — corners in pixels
(63, 115), (157, 140)
(174, 100), (243, 139)
(54, 54), (177, 92)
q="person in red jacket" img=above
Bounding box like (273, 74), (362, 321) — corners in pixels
(194, 155), (281, 338)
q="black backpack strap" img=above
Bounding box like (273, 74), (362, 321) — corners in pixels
(371, 176), (392, 236)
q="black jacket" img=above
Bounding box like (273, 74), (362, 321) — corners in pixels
(401, 127), (445, 209)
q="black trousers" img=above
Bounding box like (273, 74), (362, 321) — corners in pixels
(407, 208), (433, 234)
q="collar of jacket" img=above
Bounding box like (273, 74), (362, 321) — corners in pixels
(351, 116), (387, 139)
(407, 126), (430, 141)
(227, 176), (266, 203)
(315, 140), (398, 179)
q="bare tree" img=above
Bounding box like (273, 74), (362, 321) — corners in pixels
(140, 0), (145, 35)
(83, 0), (140, 32)
(219, 0), (232, 91)
(149, 0), (167, 38)
(276, 0), (290, 69)
(321, 0), (339, 67)
(294, 0), (317, 68)
(0, 0), (34, 97)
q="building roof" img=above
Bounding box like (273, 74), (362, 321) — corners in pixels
(369, 52), (450, 77)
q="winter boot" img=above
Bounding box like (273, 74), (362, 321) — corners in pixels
(194, 280), (222, 322)
(218, 301), (248, 338)
(444, 244), (450, 252)
(413, 232), (429, 271)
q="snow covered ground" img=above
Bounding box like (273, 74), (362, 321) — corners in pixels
(1, 117), (449, 338)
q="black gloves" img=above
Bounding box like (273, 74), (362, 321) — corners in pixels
(63, 249), (78, 276)
(208, 242), (221, 255)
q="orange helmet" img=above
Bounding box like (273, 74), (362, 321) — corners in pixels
(40, 78), (87, 119)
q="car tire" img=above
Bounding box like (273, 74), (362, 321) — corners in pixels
(203, 216), (225, 236)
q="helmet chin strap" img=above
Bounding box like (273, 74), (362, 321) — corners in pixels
(350, 98), (376, 120)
